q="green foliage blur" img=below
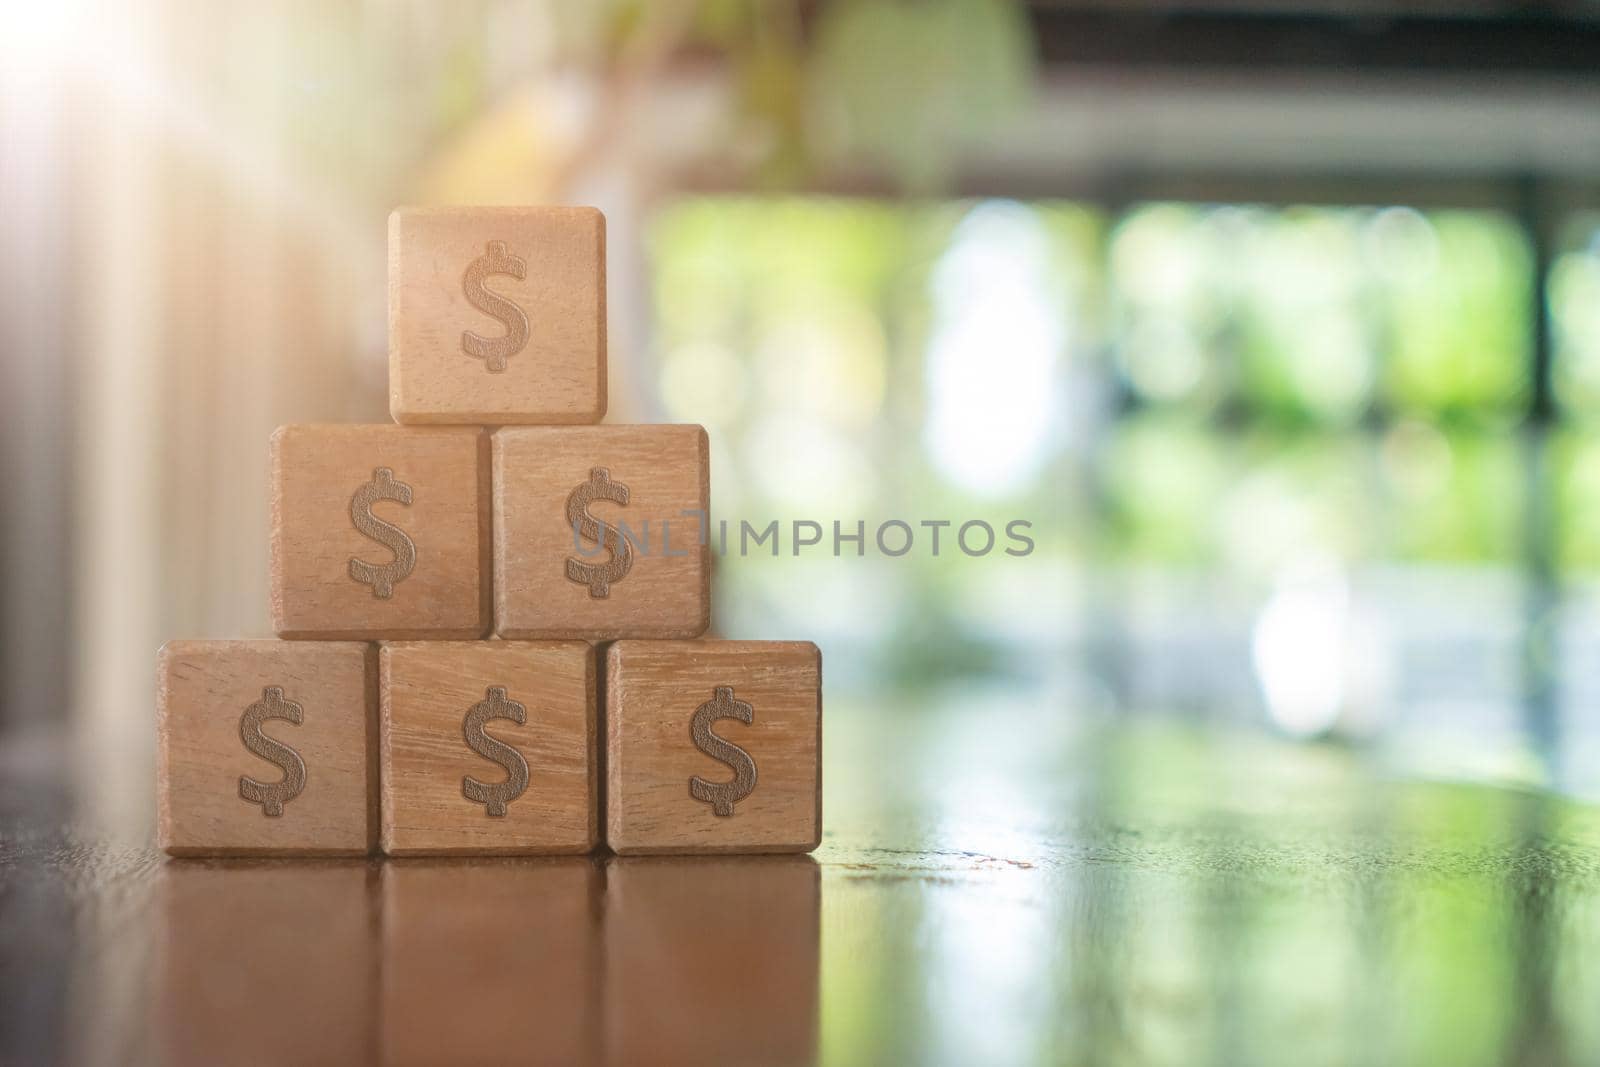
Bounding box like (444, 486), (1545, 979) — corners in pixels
(651, 198), (1599, 682)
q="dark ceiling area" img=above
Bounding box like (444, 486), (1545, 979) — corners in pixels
(1024, 2), (1600, 74)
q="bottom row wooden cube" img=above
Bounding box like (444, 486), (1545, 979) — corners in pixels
(606, 640), (821, 855)
(157, 638), (821, 856)
(381, 640), (597, 855)
(158, 640), (377, 856)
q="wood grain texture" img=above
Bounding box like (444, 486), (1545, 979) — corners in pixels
(606, 641), (821, 855)
(270, 424), (491, 639)
(388, 206), (606, 425)
(494, 425), (710, 640)
(604, 857), (820, 1066)
(379, 641), (597, 855)
(155, 861), (376, 1065)
(382, 859), (603, 1066)
(157, 640), (376, 856)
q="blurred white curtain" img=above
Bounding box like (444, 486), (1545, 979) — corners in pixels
(0, 17), (74, 742)
(67, 1), (389, 830)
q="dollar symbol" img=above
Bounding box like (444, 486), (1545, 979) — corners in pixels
(349, 467), (416, 599)
(689, 687), (758, 817)
(462, 687), (531, 817)
(461, 240), (530, 373)
(565, 467), (634, 598)
(238, 686), (307, 817)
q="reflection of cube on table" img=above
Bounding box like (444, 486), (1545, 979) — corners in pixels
(382, 859), (603, 1067)
(605, 856), (820, 1064)
(378, 640), (597, 856)
(154, 861), (375, 1063)
(157, 639), (376, 856)
(605, 640), (822, 855)
(493, 424), (710, 640)
(389, 205), (606, 425)
(270, 424), (490, 640)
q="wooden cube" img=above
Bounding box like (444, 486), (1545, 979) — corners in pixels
(605, 856), (819, 1065)
(382, 859), (602, 1066)
(270, 424), (490, 640)
(157, 640), (376, 856)
(379, 641), (597, 855)
(494, 425), (710, 640)
(388, 206), (606, 425)
(605, 641), (821, 854)
(154, 861), (376, 1064)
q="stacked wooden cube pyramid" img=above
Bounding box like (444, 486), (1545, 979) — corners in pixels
(157, 207), (822, 857)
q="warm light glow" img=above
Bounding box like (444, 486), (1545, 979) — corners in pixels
(0, 0), (80, 71)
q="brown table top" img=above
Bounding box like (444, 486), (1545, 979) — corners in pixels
(5, 695), (1600, 1066)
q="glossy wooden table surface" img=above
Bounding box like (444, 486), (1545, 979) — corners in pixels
(5, 693), (1600, 1066)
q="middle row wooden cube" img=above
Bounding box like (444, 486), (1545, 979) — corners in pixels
(269, 423), (709, 640)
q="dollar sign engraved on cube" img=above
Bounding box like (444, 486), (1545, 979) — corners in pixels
(461, 240), (530, 373)
(238, 686), (308, 817)
(349, 467), (417, 599)
(565, 467), (634, 598)
(689, 686), (758, 817)
(462, 687), (531, 817)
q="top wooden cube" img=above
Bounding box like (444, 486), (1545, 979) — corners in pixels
(388, 206), (606, 425)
